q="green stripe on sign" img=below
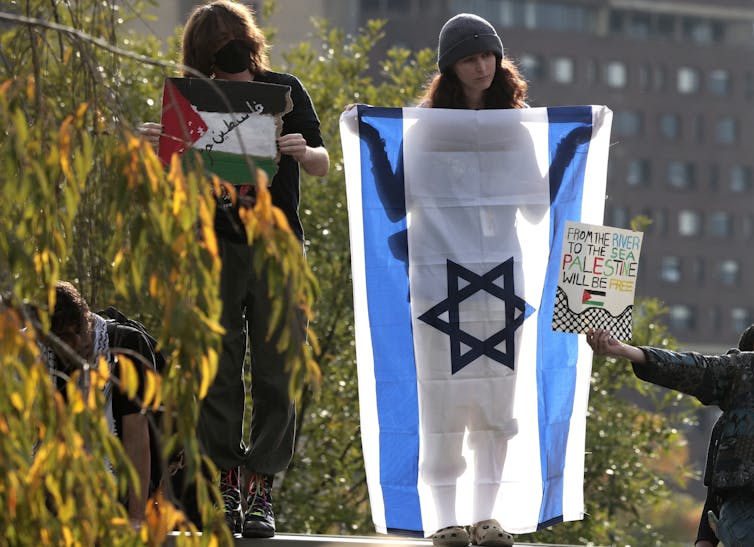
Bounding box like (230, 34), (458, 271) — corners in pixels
(182, 150), (278, 185)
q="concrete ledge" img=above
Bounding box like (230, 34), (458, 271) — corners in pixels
(170, 531), (584, 547)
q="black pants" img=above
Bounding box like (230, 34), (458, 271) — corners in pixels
(197, 237), (298, 474)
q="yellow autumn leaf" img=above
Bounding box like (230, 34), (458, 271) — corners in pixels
(142, 369), (157, 411)
(62, 526), (73, 546)
(119, 355), (139, 400)
(26, 75), (35, 100)
(272, 207), (291, 232)
(93, 355), (109, 390)
(86, 383), (97, 409)
(75, 102), (88, 120)
(198, 354), (213, 400)
(10, 392), (23, 411)
(66, 382), (85, 414)
(58, 115), (74, 181)
(172, 169), (187, 217)
(256, 167), (269, 187)
(149, 273), (159, 298)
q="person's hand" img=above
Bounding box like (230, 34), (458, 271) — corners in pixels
(138, 122), (162, 150)
(586, 329), (625, 357)
(586, 329), (646, 363)
(707, 510), (719, 536)
(277, 133), (308, 163)
(586, 329), (618, 353)
(344, 103), (357, 113)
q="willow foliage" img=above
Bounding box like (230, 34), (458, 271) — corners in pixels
(0, 1), (317, 545)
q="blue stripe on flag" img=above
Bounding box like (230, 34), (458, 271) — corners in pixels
(537, 106), (594, 526)
(357, 106), (423, 532)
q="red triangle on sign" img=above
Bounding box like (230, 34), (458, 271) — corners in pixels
(582, 290), (591, 304)
(158, 79), (208, 166)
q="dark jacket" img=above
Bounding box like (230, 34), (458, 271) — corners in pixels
(633, 347), (754, 494)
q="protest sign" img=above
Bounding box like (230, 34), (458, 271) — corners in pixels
(552, 221), (642, 340)
(158, 78), (292, 185)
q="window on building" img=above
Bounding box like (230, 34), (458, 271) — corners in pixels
(716, 117), (737, 144)
(608, 206), (629, 229)
(605, 61), (627, 88)
(530, 2), (598, 33)
(708, 212), (732, 237)
(626, 159), (650, 186)
(669, 305), (695, 331)
(667, 161), (695, 188)
(609, 10), (625, 33)
(708, 69), (730, 96)
(659, 114), (681, 140)
(719, 260), (740, 286)
(730, 165), (752, 192)
(677, 67), (700, 94)
(678, 210), (702, 236)
(732, 308), (751, 333)
(551, 57), (575, 84)
(682, 17), (722, 45)
(519, 54), (543, 81)
(613, 111), (642, 137)
(626, 12), (651, 39)
(660, 256), (681, 283)
(494, 0), (527, 26)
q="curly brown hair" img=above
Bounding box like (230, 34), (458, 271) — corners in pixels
(51, 281), (89, 337)
(181, 0), (269, 78)
(420, 57), (528, 109)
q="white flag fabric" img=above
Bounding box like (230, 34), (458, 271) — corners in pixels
(340, 105), (612, 535)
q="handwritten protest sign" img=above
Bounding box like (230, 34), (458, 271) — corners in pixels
(158, 78), (292, 185)
(551, 221), (642, 340)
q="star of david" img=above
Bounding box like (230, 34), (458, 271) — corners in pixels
(418, 258), (534, 374)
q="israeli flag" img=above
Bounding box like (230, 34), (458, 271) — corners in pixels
(341, 105), (612, 535)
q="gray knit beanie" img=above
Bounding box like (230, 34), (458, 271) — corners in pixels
(437, 13), (503, 73)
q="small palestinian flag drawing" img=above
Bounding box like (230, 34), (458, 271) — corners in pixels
(158, 77), (293, 186)
(582, 289), (605, 307)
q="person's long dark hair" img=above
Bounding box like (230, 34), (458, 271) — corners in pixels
(181, 0), (269, 78)
(421, 57), (528, 109)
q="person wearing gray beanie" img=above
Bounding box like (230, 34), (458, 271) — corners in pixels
(343, 19), (528, 543)
(421, 13), (527, 111)
(437, 13), (504, 74)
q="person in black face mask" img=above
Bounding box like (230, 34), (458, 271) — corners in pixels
(140, 0), (329, 539)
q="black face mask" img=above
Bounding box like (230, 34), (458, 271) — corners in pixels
(213, 39), (252, 74)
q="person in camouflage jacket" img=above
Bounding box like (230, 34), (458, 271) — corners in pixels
(587, 327), (754, 547)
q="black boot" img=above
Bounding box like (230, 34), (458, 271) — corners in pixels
(242, 472), (275, 538)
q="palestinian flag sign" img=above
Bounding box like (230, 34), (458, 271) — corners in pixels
(158, 77), (292, 186)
